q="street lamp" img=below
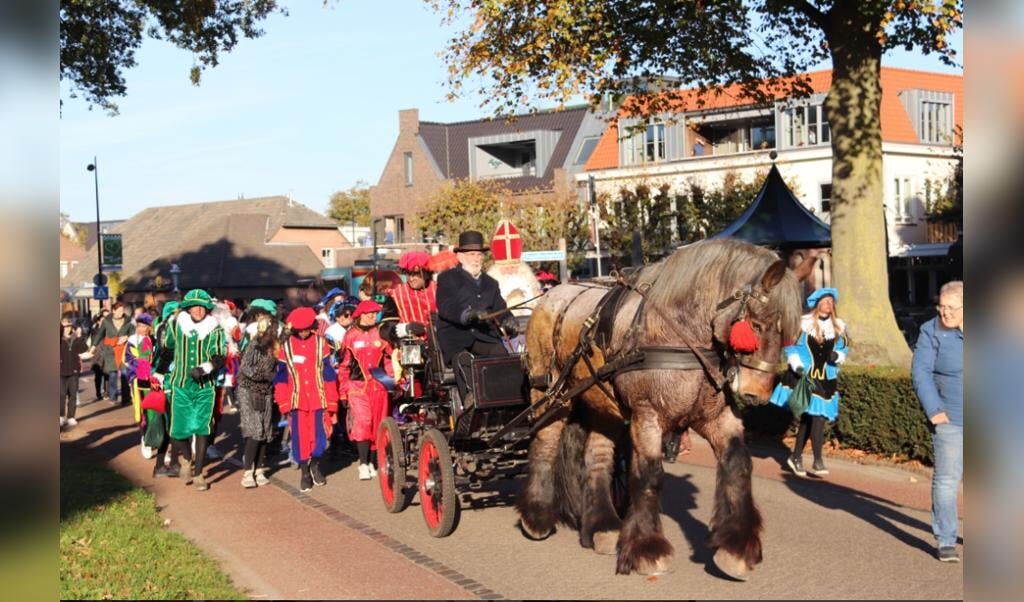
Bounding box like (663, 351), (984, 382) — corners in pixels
(86, 158), (102, 284)
(371, 217), (384, 269)
(169, 263), (182, 298)
(589, 174), (603, 277)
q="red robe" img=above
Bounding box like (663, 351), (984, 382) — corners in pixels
(389, 281), (437, 326)
(337, 326), (393, 447)
(274, 335), (339, 462)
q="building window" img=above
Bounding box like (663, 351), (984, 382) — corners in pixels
(645, 123), (666, 162)
(403, 152), (413, 186)
(626, 123), (666, 165)
(780, 104), (829, 148)
(820, 183), (832, 213)
(920, 100), (952, 144)
(894, 177), (914, 223)
(574, 136), (601, 165)
(384, 215), (405, 244)
(60, 260), (68, 278)
(321, 248), (334, 268)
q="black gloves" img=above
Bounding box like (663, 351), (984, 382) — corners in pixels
(407, 322), (426, 337)
(794, 365), (805, 376)
(829, 351), (840, 364)
(460, 307), (485, 325)
(189, 366), (206, 382)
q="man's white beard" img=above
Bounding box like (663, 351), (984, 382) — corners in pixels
(463, 263), (482, 278)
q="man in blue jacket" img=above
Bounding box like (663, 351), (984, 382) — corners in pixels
(912, 280), (964, 563)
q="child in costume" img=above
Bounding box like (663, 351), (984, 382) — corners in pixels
(337, 300), (395, 481)
(124, 313), (157, 457)
(769, 287), (849, 477)
(274, 307), (339, 492)
(155, 289), (227, 491)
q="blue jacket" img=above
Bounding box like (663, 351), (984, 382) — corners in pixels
(912, 317), (964, 427)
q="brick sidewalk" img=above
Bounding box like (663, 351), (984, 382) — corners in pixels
(60, 392), (469, 600)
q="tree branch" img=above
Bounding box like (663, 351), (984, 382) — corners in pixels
(784, 0), (830, 34)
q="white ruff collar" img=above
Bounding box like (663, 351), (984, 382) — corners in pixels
(177, 311), (219, 340)
(801, 314), (845, 340)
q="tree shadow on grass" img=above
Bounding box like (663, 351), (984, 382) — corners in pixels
(60, 442), (136, 523)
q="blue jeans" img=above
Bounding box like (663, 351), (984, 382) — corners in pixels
(932, 423), (963, 547)
(106, 370), (120, 401)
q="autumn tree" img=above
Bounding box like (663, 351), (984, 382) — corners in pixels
(434, 0), (961, 366)
(598, 183), (677, 264)
(328, 181), (373, 229)
(417, 178), (589, 261)
(60, 0), (282, 112)
(676, 170), (780, 244)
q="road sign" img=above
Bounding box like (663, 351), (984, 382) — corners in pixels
(93, 286), (109, 300)
(92, 273), (108, 286)
(100, 233), (123, 272)
(521, 250), (566, 262)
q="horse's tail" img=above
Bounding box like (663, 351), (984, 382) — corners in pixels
(553, 407), (589, 528)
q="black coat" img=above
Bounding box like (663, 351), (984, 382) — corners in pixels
(60, 334), (89, 377)
(435, 265), (507, 363)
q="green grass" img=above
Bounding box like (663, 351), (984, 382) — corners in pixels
(60, 457), (246, 600)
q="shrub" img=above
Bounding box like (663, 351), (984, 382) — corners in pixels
(741, 366), (934, 464)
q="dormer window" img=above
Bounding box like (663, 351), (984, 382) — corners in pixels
(899, 89), (954, 145)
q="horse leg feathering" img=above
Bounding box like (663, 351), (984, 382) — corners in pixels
(700, 409), (763, 581)
(516, 408), (566, 541)
(615, 405), (673, 575)
(580, 420), (622, 555)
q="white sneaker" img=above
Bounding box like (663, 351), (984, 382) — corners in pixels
(67, 418), (78, 427)
(358, 463), (371, 480)
(254, 468), (269, 486)
(60, 417), (66, 427)
(367, 463), (378, 478)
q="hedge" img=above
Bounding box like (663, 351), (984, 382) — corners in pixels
(741, 366), (935, 465)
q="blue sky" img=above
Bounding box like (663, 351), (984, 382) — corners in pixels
(59, 1), (963, 222)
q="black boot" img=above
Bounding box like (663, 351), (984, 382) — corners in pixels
(299, 463), (313, 492)
(153, 457), (174, 478)
(310, 458), (326, 487)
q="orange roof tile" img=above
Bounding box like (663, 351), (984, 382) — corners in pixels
(584, 67), (962, 171)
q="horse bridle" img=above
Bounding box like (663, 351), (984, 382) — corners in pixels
(713, 282), (784, 375)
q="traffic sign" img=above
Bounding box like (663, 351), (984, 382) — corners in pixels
(93, 286), (109, 300)
(93, 273), (108, 286)
(521, 250), (566, 262)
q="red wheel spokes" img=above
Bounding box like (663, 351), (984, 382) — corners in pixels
(419, 439), (442, 527)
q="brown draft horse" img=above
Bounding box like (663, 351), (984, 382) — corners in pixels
(517, 238), (812, 580)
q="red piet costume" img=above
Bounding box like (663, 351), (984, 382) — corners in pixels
(274, 311), (339, 463)
(337, 324), (394, 449)
(389, 280), (437, 326)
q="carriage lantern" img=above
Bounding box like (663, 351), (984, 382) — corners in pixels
(400, 341), (424, 366)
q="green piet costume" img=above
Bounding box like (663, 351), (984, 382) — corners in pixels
(161, 290), (226, 440)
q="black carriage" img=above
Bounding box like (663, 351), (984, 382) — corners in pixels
(374, 314), (533, 537)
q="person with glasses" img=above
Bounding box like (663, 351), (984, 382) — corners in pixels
(912, 280), (964, 563)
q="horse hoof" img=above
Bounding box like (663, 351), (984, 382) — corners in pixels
(713, 549), (750, 581)
(519, 519), (554, 541)
(635, 555), (672, 576)
(592, 530), (619, 555)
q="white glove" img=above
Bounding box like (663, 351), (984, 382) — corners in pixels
(833, 350), (846, 365)
(787, 353), (803, 372)
(200, 361), (214, 374)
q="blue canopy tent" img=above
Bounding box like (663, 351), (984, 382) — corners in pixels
(711, 164), (831, 249)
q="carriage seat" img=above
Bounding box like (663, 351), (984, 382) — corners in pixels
(426, 313), (457, 386)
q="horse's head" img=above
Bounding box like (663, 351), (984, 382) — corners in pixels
(711, 259), (803, 404)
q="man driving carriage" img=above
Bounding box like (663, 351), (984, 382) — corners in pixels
(435, 230), (518, 406)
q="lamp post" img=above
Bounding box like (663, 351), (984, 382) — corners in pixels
(86, 157), (102, 279)
(169, 263), (182, 298)
(371, 217), (383, 270)
(589, 174), (603, 277)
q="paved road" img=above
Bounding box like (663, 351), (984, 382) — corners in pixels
(62, 380), (963, 599)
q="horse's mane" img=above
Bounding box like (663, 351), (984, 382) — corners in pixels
(635, 238), (803, 342)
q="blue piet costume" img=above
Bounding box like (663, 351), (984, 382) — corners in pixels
(769, 288), (848, 421)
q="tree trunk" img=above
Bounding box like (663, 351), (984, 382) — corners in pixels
(824, 6), (912, 367)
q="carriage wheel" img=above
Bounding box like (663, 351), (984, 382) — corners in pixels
(417, 428), (459, 537)
(376, 417), (407, 513)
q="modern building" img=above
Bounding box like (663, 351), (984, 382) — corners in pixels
(63, 196), (357, 306)
(368, 106), (608, 250)
(580, 67), (963, 306)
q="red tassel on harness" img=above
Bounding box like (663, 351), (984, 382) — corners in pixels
(729, 320), (760, 354)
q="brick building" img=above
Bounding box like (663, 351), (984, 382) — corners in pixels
(369, 106), (607, 248)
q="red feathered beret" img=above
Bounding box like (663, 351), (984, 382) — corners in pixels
(352, 300), (383, 319)
(399, 251), (432, 272)
(286, 307), (317, 330)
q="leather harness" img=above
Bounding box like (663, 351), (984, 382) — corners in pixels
(486, 270), (780, 446)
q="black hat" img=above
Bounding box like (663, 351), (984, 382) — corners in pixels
(454, 230), (489, 252)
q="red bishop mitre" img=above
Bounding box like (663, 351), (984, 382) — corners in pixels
(491, 219), (522, 262)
